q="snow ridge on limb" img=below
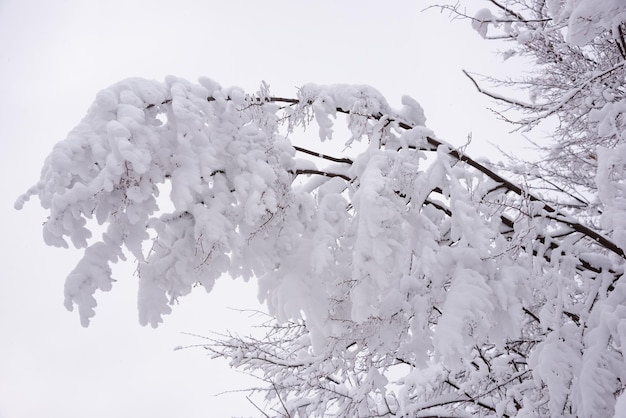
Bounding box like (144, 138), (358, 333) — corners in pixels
(19, 77), (626, 416)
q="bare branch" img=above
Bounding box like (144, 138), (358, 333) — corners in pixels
(294, 169), (351, 182)
(293, 145), (353, 164)
(463, 70), (542, 111)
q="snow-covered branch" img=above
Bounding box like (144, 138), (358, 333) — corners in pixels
(18, 72), (626, 416)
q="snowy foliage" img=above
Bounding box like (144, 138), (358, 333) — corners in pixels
(17, 2), (626, 415)
(19, 73), (626, 416)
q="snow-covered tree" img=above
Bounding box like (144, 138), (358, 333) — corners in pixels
(445, 0), (626, 211)
(17, 2), (626, 416)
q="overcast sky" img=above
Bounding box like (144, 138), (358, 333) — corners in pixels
(0, 1), (525, 417)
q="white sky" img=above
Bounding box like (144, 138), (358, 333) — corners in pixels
(0, 1), (526, 417)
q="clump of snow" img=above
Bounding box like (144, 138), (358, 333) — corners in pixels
(397, 95), (426, 126)
(567, 0), (626, 46)
(472, 8), (495, 38)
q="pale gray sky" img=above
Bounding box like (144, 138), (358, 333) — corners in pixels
(0, 1), (522, 417)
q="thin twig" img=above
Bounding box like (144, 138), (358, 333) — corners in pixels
(247, 396), (271, 418)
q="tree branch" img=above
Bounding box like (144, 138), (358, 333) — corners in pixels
(293, 145), (353, 164)
(200, 93), (626, 261)
(463, 70), (543, 110)
(294, 169), (351, 182)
